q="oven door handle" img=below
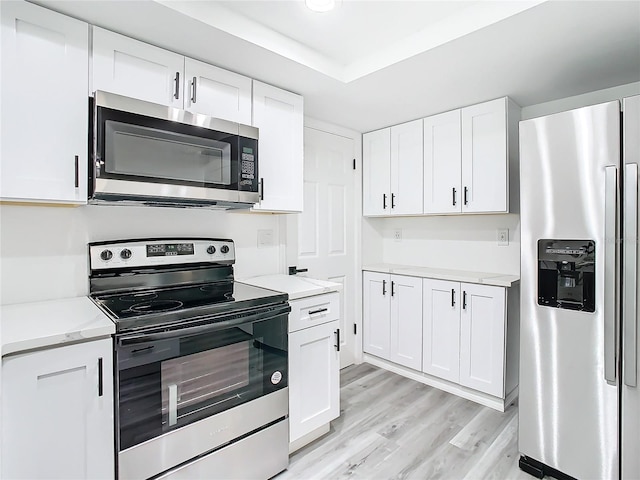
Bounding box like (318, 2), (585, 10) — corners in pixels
(118, 304), (292, 346)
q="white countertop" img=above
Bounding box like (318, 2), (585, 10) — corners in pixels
(239, 274), (341, 300)
(362, 263), (520, 287)
(1, 297), (115, 356)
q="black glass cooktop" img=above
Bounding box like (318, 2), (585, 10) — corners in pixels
(91, 281), (287, 332)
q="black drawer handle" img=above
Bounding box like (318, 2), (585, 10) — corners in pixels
(335, 329), (340, 352)
(451, 288), (456, 307)
(382, 279), (387, 296)
(309, 307), (328, 315)
(463, 291), (467, 310)
(391, 281), (395, 297)
(452, 187), (456, 206)
(98, 357), (103, 397)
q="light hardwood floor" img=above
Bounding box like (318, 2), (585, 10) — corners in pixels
(277, 363), (532, 480)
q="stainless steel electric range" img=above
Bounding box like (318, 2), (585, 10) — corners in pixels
(88, 238), (290, 480)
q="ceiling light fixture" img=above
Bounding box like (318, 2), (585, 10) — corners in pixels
(305, 0), (336, 13)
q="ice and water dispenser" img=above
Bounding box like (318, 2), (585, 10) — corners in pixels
(538, 239), (596, 312)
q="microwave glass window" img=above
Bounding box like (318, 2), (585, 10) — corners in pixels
(105, 120), (232, 186)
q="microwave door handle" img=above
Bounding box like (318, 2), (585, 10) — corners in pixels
(118, 305), (291, 345)
(624, 163), (638, 387)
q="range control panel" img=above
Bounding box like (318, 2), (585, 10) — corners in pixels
(90, 239), (235, 270)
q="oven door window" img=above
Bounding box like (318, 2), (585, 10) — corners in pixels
(105, 120), (232, 186)
(117, 315), (287, 451)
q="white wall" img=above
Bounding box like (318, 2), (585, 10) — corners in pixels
(0, 204), (284, 305)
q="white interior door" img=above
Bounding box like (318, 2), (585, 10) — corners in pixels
(294, 126), (357, 368)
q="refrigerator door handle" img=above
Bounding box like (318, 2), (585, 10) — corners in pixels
(624, 163), (638, 387)
(604, 165), (618, 384)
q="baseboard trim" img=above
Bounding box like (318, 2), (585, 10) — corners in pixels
(363, 354), (513, 412)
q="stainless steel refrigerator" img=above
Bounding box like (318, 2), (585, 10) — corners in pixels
(518, 95), (640, 480)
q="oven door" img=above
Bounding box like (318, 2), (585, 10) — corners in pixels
(115, 304), (289, 453)
(90, 91), (259, 206)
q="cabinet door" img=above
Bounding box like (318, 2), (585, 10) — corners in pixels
(252, 81), (304, 212)
(459, 283), (506, 397)
(390, 120), (423, 215)
(389, 275), (423, 370)
(363, 271), (391, 359)
(289, 320), (340, 443)
(422, 279), (461, 383)
(461, 97), (508, 213)
(363, 128), (391, 216)
(183, 58), (251, 124)
(0, 1), (88, 203)
(423, 110), (462, 214)
(2, 339), (114, 479)
(92, 27), (183, 108)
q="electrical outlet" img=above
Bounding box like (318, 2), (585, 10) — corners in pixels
(497, 228), (509, 246)
(394, 229), (402, 242)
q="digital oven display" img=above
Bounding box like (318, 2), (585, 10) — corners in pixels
(146, 243), (195, 257)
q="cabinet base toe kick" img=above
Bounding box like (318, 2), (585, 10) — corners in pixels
(363, 354), (518, 412)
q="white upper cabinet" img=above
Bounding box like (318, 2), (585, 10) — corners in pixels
(423, 110), (462, 214)
(459, 282), (506, 397)
(422, 278), (461, 383)
(92, 27), (184, 108)
(251, 80), (304, 212)
(363, 128), (391, 216)
(1, 1), (88, 204)
(461, 97), (510, 213)
(390, 120), (424, 215)
(389, 274), (423, 371)
(183, 58), (252, 124)
(2, 338), (114, 479)
(363, 121), (423, 217)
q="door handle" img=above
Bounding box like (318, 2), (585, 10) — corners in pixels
(309, 308), (328, 316)
(624, 164), (638, 387)
(259, 178), (264, 201)
(604, 165), (618, 383)
(451, 288), (456, 307)
(391, 281), (395, 297)
(190, 76), (197, 103)
(462, 291), (467, 310)
(382, 279), (387, 296)
(391, 193), (396, 209)
(174, 71), (180, 100)
(383, 193), (387, 210)
(97, 357), (103, 397)
(452, 187), (456, 206)
(74, 155), (79, 188)
(335, 329), (340, 352)
(463, 186), (469, 205)
(288, 266), (308, 275)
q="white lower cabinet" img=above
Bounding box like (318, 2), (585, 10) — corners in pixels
(1, 338), (115, 479)
(423, 280), (506, 397)
(363, 272), (423, 370)
(288, 293), (340, 450)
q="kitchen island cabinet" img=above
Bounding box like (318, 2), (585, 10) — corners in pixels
(2, 338), (114, 479)
(0, 0), (88, 204)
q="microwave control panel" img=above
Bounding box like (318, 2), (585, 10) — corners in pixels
(238, 138), (258, 191)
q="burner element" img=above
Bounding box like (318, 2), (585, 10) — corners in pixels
(129, 300), (184, 314)
(119, 292), (158, 302)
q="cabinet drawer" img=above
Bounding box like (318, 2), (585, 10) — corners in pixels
(289, 292), (340, 333)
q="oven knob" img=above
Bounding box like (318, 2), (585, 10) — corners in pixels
(120, 248), (132, 260)
(220, 245), (229, 254)
(100, 249), (113, 261)
(207, 245), (216, 255)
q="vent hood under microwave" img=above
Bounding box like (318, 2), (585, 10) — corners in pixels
(89, 91), (260, 209)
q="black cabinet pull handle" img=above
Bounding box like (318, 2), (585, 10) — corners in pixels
(98, 357), (104, 397)
(74, 155), (79, 188)
(464, 186), (469, 205)
(463, 291), (467, 310)
(451, 288), (456, 307)
(260, 178), (264, 200)
(309, 307), (328, 315)
(391, 281), (395, 297)
(335, 329), (341, 351)
(174, 71), (180, 99)
(383, 193), (387, 209)
(382, 279), (387, 296)
(452, 187), (456, 206)
(191, 76), (197, 103)
(288, 266), (308, 275)
(391, 193), (396, 209)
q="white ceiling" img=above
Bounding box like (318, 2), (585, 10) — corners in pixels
(35, 0), (640, 132)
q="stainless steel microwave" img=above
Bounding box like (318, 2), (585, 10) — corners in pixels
(89, 91), (260, 209)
